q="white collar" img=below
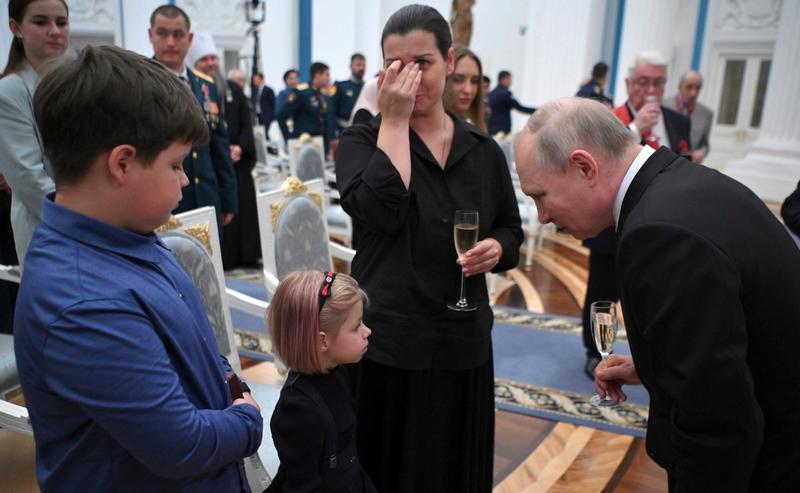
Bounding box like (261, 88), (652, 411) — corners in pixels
(614, 145), (655, 229)
(167, 65), (188, 79)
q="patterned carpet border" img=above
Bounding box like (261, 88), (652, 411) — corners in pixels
(234, 329), (648, 436)
(492, 307), (628, 341)
(494, 378), (647, 436)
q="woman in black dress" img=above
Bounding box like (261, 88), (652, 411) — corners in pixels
(335, 5), (522, 492)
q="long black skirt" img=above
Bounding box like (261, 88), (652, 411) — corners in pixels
(348, 353), (495, 493)
(222, 160), (261, 270)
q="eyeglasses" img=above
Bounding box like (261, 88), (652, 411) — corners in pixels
(318, 271), (336, 313)
(631, 77), (667, 89)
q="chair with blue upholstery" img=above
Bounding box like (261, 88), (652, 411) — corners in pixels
(256, 177), (355, 297)
(0, 264), (28, 435)
(158, 207), (280, 489)
(288, 134), (353, 245)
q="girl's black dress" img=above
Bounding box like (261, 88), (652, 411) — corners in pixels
(267, 366), (377, 493)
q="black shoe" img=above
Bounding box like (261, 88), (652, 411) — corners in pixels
(584, 355), (601, 380)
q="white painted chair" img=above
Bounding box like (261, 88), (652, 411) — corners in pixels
(252, 178), (355, 298)
(287, 135), (353, 245)
(0, 263), (27, 435)
(494, 133), (550, 268)
(158, 207), (280, 489)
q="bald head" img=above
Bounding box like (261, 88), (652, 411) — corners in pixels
(518, 97), (636, 172)
(678, 70), (703, 106)
(514, 97), (640, 239)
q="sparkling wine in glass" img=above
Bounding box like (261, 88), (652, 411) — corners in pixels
(590, 301), (618, 407)
(448, 210), (478, 312)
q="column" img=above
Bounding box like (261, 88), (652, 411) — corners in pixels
(0, 7), (10, 71)
(612, 0), (684, 105)
(725, 0), (800, 201)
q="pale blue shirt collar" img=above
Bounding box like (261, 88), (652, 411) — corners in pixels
(613, 145), (655, 229)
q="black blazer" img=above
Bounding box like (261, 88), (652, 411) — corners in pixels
(616, 147), (800, 491)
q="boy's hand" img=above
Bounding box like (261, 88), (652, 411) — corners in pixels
(222, 212), (235, 226)
(233, 392), (261, 412)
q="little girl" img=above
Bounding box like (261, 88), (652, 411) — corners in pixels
(266, 271), (377, 492)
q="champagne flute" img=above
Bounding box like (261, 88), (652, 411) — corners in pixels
(589, 301), (618, 407)
(448, 210), (479, 312)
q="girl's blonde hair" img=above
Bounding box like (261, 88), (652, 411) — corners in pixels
(268, 271), (366, 374)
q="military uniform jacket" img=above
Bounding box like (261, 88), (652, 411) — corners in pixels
(275, 84), (337, 143)
(333, 78), (364, 127)
(175, 68), (238, 221)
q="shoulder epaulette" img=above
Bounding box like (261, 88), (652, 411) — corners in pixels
(326, 84), (337, 96)
(192, 69), (215, 84)
(296, 82), (309, 91)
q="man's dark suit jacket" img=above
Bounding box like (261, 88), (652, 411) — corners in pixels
(487, 85), (535, 135)
(258, 85), (276, 129)
(616, 147), (800, 491)
(614, 103), (691, 158)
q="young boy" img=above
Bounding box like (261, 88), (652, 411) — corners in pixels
(14, 45), (262, 491)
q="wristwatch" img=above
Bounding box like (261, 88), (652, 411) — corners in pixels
(239, 379), (251, 394)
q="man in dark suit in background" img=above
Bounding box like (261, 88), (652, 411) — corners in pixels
(488, 70), (536, 135)
(252, 72), (276, 130)
(148, 5), (237, 234)
(516, 97), (800, 492)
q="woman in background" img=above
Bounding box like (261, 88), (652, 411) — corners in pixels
(0, 0), (70, 267)
(445, 44), (486, 131)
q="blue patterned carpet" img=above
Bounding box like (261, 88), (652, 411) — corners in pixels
(226, 274), (649, 436)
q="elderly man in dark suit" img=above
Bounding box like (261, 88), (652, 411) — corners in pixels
(613, 51), (691, 157)
(515, 97), (800, 492)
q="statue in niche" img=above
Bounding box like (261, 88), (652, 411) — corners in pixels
(450, 0), (475, 46)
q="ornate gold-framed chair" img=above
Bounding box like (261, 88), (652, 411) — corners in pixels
(157, 206), (279, 490)
(287, 134), (353, 245)
(256, 177), (355, 297)
(0, 261), (27, 434)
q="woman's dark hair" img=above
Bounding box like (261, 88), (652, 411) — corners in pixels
(3, 0), (69, 77)
(381, 4), (452, 59)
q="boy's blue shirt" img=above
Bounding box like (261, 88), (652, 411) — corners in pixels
(14, 193), (262, 492)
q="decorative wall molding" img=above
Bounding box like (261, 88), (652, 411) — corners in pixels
(68, 0), (116, 32)
(716, 0), (781, 31)
(180, 0), (250, 35)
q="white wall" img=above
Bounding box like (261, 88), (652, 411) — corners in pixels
(121, 0), (165, 57)
(612, 0), (682, 105)
(0, 0), (10, 71)
(257, 0), (297, 91)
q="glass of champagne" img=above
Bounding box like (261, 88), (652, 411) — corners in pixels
(448, 210), (479, 312)
(589, 300), (618, 407)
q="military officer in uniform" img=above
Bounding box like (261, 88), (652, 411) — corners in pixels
(576, 62), (613, 107)
(276, 61), (337, 156)
(332, 53), (366, 132)
(148, 5), (237, 233)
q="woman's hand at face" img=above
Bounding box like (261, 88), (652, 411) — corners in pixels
(377, 60), (421, 124)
